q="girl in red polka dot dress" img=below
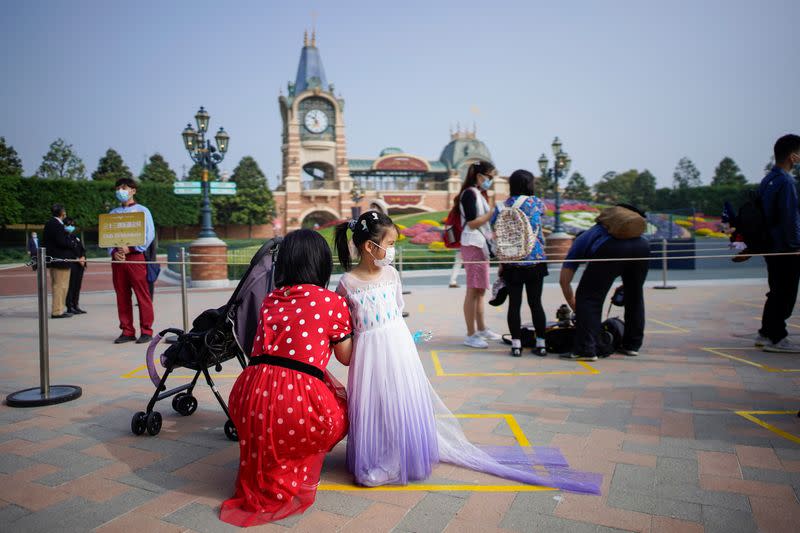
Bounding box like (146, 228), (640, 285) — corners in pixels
(220, 230), (353, 527)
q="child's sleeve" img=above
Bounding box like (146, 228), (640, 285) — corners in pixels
(329, 293), (353, 344)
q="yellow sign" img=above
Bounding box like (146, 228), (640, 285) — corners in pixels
(98, 212), (146, 248)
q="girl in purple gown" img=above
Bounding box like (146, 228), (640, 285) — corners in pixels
(333, 211), (601, 494)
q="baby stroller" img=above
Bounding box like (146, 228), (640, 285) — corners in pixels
(130, 238), (281, 441)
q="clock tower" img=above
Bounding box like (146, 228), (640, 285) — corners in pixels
(277, 31), (353, 231)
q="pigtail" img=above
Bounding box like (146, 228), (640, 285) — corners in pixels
(334, 221), (353, 272)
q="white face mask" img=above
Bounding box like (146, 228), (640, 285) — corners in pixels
(369, 242), (396, 267)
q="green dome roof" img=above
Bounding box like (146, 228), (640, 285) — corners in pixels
(439, 137), (493, 173)
(379, 147), (404, 156)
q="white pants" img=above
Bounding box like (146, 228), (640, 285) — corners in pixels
(449, 250), (463, 285)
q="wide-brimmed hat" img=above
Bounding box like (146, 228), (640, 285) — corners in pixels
(596, 205), (646, 239)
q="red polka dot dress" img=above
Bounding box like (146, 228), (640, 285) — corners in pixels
(219, 284), (352, 527)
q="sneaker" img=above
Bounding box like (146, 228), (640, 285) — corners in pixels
(754, 334), (770, 348)
(477, 329), (502, 341)
(559, 352), (598, 362)
(511, 339), (522, 357)
(114, 334), (136, 344)
(464, 334), (489, 349)
(763, 338), (800, 354)
(532, 346), (548, 357)
(448, 282), (460, 288)
(618, 348), (639, 356)
(136, 334), (153, 344)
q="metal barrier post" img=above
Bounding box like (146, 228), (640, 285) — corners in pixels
(6, 248), (82, 407)
(180, 247), (189, 332)
(654, 238), (676, 290)
(399, 246), (411, 295)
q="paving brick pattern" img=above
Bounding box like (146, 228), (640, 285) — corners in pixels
(0, 279), (798, 531)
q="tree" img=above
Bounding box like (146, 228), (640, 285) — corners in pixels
(535, 172), (554, 199)
(563, 171), (592, 201)
(213, 156), (275, 235)
(673, 157), (701, 189)
(139, 153), (177, 183)
(0, 137), (23, 177)
(188, 162), (220, 181)
(92, 148), (133, 182)
(711, 157), (747, 187)
(629, 170), (658, 211)
(36, 138), (86, 180)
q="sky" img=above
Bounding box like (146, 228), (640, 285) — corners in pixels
(1, 0), (798, 190)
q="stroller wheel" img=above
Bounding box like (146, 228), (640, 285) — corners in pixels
(131, 411), (147, 435)
(174, 394), (198, 416)
(146, 411), (162, 436)
(224, 419), (238, 442)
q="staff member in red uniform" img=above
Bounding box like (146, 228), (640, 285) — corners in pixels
(108, 178), (155, 344)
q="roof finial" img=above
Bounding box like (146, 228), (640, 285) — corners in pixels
(303, 30), (308, 47)
(311, 29), (316, 47)
(311, 10), (318, 47)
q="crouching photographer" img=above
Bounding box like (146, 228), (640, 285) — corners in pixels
(559, 204), (650, 361)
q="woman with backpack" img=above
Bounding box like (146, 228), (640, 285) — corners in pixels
(457, 161), (502, 349)
(490, 170), (548, 357)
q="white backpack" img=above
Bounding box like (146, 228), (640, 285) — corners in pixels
(494, 196), (537, 262)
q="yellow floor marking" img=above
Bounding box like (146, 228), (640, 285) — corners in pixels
(750, 316), (800, 330)
(120, 364), (148, 379)
(121, 365), (239, 379)
(418, 303), (425, 313)
(648, 318), (690, 333)
(319, 483), (554, 492)
(702, 347), (800, 373)
(731, 300), (763, 310)
(735, 410), (800, 445)
(450, 413), (531, 447)
(431, 350), (599, 377)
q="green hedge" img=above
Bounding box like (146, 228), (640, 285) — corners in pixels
(650, 184), (758, 215)
(0, 175), (202, 228)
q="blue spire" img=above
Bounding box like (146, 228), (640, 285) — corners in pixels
(293, 31), (329, 95)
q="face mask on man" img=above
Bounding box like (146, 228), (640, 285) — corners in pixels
(115, 189), (130, 203)
(369, 242), (396, 267)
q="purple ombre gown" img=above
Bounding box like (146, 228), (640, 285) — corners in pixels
(336, 266), (600, 494)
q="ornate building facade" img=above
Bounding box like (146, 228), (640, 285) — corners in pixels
(273, 33), (503, 230)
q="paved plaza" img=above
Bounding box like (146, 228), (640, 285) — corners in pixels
(0, 275), (799, 532)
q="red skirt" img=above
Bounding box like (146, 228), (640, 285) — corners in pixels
(219, 364), (347, 527)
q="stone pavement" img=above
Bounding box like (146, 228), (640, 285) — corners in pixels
(0, 277), (799, 532)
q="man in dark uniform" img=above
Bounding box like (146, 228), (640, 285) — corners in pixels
(63, 217), (87, 315)
(41, 204), (73, 318)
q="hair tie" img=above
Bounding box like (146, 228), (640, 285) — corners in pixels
(348, 219), (357, 230)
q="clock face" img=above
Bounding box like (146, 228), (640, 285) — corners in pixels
(304, 109), (329, 134)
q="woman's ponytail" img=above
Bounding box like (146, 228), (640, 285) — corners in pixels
(334, 221), (353, 272)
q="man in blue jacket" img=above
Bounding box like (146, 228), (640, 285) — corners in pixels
(756, 134), (800, 353)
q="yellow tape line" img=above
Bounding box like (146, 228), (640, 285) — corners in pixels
(703, 347), (800, 373)
(431, 350), (599, 377)
(735, 411), (800, 445)
(648, 318), (691, 333)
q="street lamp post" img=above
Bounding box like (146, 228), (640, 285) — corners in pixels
(538, 136), (572, 235)
(181, 106), (230, 239)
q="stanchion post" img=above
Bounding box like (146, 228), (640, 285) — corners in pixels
(37, 247), (50, 394)
(180, 247), (189, 332)
(654, 238), (676, 290)
(399, 246), (411, 295)
(5, 247), (82, 407)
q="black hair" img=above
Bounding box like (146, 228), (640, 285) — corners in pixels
(274, 229), (332, 288)
(51, 203), (65, 217)
(115, 177), (137, 189)
(615, 203), (647, 218)
(508, 169), (535, 196)
(334, 210), (397, 272)
(774, 134), (800, 163)
(454, 160), (495, 208)
(63, 217), (75, 226)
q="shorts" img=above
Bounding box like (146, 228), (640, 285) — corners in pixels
(461, 245), (490, 290)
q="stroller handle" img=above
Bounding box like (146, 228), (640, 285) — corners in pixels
(158, 327), (186, 337)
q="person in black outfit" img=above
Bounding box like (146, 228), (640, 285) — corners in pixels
(559, 204), (650, 361)
(755, 134), (800, 353)
(41, 204), (73, 318)
(63, 217), (87, 314)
